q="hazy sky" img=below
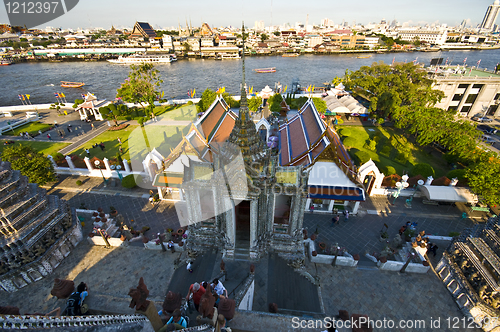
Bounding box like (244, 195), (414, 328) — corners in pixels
(0, 0), (496, 30)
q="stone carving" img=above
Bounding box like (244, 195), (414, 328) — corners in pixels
(50, 278), (74, 299)
(162, 291), (181, 314)
(198, 285), (215, 319)
(128, 277), (150, 311)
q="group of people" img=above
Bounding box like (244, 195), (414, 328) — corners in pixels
(19, 131), (33, 139)
(399, 222), (439, 257)
(62, 282), (89, 316)
(331, 210), (349, 226)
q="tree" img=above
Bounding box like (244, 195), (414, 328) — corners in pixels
(411, 163), (435, 178)
(116, 63), (163, 111)
(273, 31), (280, 36)
(2, 144), (56, 185)
(466, 157), (500, 206)
(412, 36), (421, 47)
(260, 33), (269, 42)
(248, 96), (263, 112)
(183, 42), (191, 53)
(268, 93), (283, 115)
(312, 97), (327, 113)
(196, 88), (217, 112)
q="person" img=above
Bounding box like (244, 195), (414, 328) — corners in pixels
(85, 148), (90, 156)
(343, 210), (349, 221)
(77, 282), (89, 314)
(399, 226), (406, 236)
(38, 130), (42, 136)
(119, 146), (123, 154)
(99, 142), (105, 151)
(186, 261), (193, 273)
(91, 123), (95, 130)
(331, 214), (340, 226)
(47, 133), (51, 140)
(167, 241), (175, 253)
(310, 204), (314, 213)
(428, 243), (439, 257)
(216, 313), (232, 332)
(117, 137), (122, 144)
(165, 309), (187, 330)
(212, 278), (227, 298)
(186, 282), (205, 311)
(149, 196), (155, 207)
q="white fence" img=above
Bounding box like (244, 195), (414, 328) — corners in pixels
(0, 115), (41, 135)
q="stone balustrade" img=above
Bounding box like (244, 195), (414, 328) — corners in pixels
(0, 314), (151, 329)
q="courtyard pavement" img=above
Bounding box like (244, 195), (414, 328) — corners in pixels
(0, 182), (488, 331)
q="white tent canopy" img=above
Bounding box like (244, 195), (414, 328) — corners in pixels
(419, 185), (478, 203)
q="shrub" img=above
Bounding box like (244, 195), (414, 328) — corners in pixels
(382, 166), (396, 175)
(121, 174), (137, 188)
(52, 153), (65, 162)
(338, 128), (351, 137)
(342, 136), (357, 148)
(377, 118), (385, 125)
(137, 118), (145, 126)
(353, 150), (370, 165)
(337, 118), (344, 125)
(447, 169), (466, 181)
(411, 163), (435, 178)
(395, 152), (408, 165)
(76, 180), (82, 186)
(380, 145), (392, 157)
(187, 101), (193, 105)
(364, 139), (377, 151)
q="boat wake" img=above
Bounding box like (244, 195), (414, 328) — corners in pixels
(46, 84), (54, 86)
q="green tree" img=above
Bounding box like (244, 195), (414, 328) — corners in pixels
(466, 157), (500, 206)
(312, 97), (327, 113)
(116, 63), (163, 111)
(411, 163), (435, 178)
(196, 88), (217, 112)
(273, 31), (281, 36)
(248, 96), (263, 112)
(268, 93), (283, 115)
(183, 42), (191, 53)
(2, 144), (56, 185)
(260, 33), (269, 42)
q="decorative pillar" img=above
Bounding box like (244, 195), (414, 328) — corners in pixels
(305, 198), (312, 211)
(224, 196), (235, 249)
(84, 157), (93, 172)
(103, 158), (112, 175)
(47, 155), (58, 168)
(328, 200), (335, 212)
(157, 187), (163, 200)
(352, 201), (360, 214)
(250, 200), (258, 247)
(123, 159), (131, 173)
(65, 156), (75, 170)
(425, 176), (434, 186)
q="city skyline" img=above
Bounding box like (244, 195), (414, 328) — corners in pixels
(0, 0), (497, 30)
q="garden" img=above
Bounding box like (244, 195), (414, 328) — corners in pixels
(0, 140), (69, 157)
(3, 121), (52, 137)
(337, 125), (452, 178)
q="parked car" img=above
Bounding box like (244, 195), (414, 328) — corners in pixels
(472, 115), (494, 123)
(477, 124), (498, 135)
(480, 134), (496, 144)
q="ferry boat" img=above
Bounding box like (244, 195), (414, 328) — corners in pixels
(61, 81), (85, 88)
(282, 53), (299, 57)
(254, 67), (276, 73)
(0, 54), (14, 65)
(107, 54), (176, 64)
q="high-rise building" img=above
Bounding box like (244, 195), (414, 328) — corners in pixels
(480, 0), (500, 31)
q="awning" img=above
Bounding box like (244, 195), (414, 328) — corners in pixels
(419, 185), (478, 203)
(153, 172), (183, 188)
(308, 185), (365, 201)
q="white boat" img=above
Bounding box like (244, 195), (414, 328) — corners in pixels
(108, 54), (176, 64)
(0, 53), (14, 65)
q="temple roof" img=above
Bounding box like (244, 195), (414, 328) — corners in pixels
(130, 22), (156, 39)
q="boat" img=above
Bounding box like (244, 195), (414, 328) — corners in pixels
(107, 54), (176, 64)
(0, 53), (14, 65)
(356, 55), (372, 59)
(254, 67), (276, 73)
(61, 81), (85, 88)
(282, 53), (299, 57)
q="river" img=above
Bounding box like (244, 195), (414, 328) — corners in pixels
(0, 49), (499, 107)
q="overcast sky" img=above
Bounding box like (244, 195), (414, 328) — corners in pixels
(0, 0), (496, 30)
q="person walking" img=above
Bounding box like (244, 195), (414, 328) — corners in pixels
(85, 148), (90, 157)
(343, 210), (349, 222)
(91, 123), (95, 130)
(47, 133), (51, 140)
(331, 214), (340, 226)
(117, 137), (122, 145)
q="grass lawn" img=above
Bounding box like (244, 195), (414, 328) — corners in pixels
(155, 104), (198, 121)
(3, 121), (52, 137)
(338, 125), (451, 177)
(69, 125), (138, 161)
(69, 123), (191, 164)
(0, 140), (69, 157)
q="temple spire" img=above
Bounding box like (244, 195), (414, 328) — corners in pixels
(239, 22), (248, 121)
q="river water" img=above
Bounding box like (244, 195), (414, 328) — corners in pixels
(0, 49), (499, 107)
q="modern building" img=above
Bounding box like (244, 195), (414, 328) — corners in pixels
(480, 0), (500, 31)
(397, 28), (448, 45)
(431, 68), (500, 118)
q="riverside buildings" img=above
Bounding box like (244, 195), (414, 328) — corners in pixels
(480, 0), (500, 32)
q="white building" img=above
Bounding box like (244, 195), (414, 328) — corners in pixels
(480, 0), (500, 31)
(397, 28), (448, 45)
